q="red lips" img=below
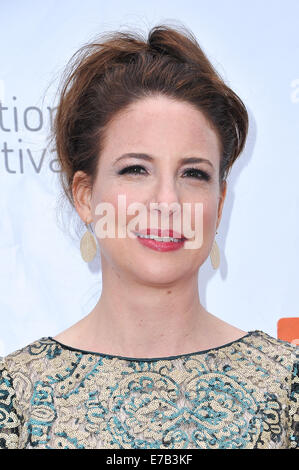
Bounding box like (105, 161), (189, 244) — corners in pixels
(134, 228), (186, 239)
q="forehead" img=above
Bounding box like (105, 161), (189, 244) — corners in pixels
(101, 95), (221, 160)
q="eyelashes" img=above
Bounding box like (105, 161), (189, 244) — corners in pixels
(183, 168), (211, 181)
(118, 165), (211, 181)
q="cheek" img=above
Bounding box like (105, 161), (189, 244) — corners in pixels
(189, 192), (218, 232)
(202, 197), (218, 229)
(91, 182), (144, 241)
(183, 195), (218, 256)
(92, 177), (141, 207)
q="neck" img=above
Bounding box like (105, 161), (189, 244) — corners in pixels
(82, 258), (212, 358)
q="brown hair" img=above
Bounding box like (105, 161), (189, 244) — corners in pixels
(49, 22), (248, 234)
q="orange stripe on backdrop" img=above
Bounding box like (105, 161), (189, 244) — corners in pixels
(277, 317), (299, 345)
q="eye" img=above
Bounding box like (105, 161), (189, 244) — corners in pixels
(118, 165), (148, 176)
(183, 168), (211, 181)
(118, 165), (211, 181)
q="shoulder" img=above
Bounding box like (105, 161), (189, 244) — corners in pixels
(244, 330), (299, 448)
(240, 329), (298, 370)
(0, 354), (24, 449)
(1, 336), (65, 402)
(223, 330), (298, 448)
(0, 337), (55, 449)
(232, 329), (298, 404)
(2, 336), (64, 378)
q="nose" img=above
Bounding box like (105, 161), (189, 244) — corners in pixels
(148, 174), (181, 217)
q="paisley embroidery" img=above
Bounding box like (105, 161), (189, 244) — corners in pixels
(0, 330), (298, 449)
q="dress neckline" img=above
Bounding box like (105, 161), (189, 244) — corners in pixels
(46, 330), (261, 362)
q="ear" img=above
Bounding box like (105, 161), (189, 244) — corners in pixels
(72, 171), (93, 224)
(216, 180), (227, 231)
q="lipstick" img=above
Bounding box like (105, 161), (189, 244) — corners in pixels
(132, 228), (186, 252)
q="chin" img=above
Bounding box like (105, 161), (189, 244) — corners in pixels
(128, 256), (192, 285)
(102, 239), (204, 283)
(133, 271), (186, 287)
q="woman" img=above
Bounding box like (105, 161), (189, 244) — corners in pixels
(0, 24), (298, 449)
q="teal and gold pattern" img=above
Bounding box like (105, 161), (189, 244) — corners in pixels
(0, 330), (298, 449)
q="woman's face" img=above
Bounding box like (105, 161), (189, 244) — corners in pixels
(87, 95), (226, 283)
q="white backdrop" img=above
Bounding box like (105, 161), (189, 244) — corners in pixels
(1, 0), (298, 355)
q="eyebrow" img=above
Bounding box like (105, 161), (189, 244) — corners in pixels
(114, 153), (214, 168)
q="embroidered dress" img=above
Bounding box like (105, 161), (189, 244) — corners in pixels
(0, 330), (298, 449)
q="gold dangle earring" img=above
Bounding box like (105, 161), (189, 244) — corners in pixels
(80, 221), (97, 263)
(210, 231), (220, 270)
